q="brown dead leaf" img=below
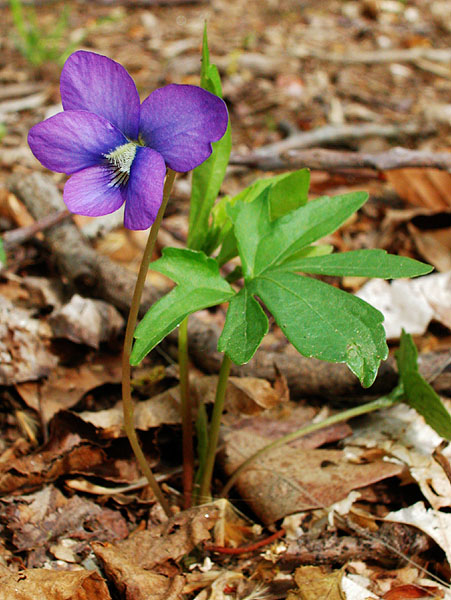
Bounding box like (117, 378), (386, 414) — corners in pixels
(93, 504), (221, 600)
(0, 412), (106, 494)
(94, 551), (184, 600)
(0, 566), (111, 600)
(224, 440), (403, 523)
(383, 584), (440, 599)
(16, 353), (123, 424)
(222, 404), (350, 446)
(193, 375), (289, 415)
(287, 566), (344, 600)
(408, 222), (451, 272)
(386, 168), (451, 210)
(79, 386), (181, 437)
(49, 294), (124, 348)
(0, 485), (128, 567)
(0, 295), (57, 385)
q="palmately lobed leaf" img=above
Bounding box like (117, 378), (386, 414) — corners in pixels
(213, 169), (310, 264)
(253, 191), (369, 276)
(253, 272), (387, 387)
(131, 248), (234, 365)
(279, 249), (433, 279)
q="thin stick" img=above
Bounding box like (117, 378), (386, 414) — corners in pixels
(204, 528), (286, 554)
(121, 169), (176, 517)
(230, 147), (451, 173)
(198, 354), (232, 502)
(221, 395), (398, 498)
(178, 315), (194, 508)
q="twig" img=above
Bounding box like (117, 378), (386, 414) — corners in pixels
(8, 173), (451, 401)
(0, 82), (45, 101)
(204, 528), (285, 555)
(2, 209), (71, 250)
(230, 147), (451, 173)
(230, 122), (432, 171)
(307, 47), (451, 65)
(0, 0), (200, 5)
(432, 441), (451, 485)
(281, 523), (432, 566)
(0, 92), (47, 116)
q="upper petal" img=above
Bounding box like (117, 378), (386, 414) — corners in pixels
(28, 110), (127, 174)
(60, 51), (140, 140)
(124, 147), (166, 230)
(63, 165), (125, 217)
(139, 84), (228, 172)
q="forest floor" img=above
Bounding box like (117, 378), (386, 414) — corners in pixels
(0, 0), (451, 599)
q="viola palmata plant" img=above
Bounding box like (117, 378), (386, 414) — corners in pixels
(28, 50), (228, 516)
(129, 37), (439, 504)
(28, 44), (443, 515)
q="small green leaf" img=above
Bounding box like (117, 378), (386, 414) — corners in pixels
(396, 330), (451, 440)
(253, 191), (368, 276)
(212, 168), (310, 262)
(394, 329), (419, 376)
(187, 25), (231, 253)
(131, 248), (234, 365)
(218, 287), (269, 364)
(254, 271), (387, 387)
(226, 187), (272, 279)
(269, 168), (310, 220)
(279, 249), (433, 279)
(0, 237), (6, 266)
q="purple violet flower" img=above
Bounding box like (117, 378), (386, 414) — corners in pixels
(28, 51), (228, 230)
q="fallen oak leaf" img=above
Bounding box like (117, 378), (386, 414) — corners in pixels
(93, 504), (221, 600)
(0, 412), (107, 494)
(0, 566), (111, 600)
(287, 566), (345, 600)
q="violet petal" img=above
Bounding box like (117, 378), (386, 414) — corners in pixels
(63, 165), (125, 216)
(124, 147), (166, 230)
(60, 51), (141, 140)
(28, 110), (127, 175)
(139, 84), (228, 172)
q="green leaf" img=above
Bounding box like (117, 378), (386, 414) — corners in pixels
(0, 237), (6, 266)
(253, 192), (368, 276)
(218, 287), (269, 364)
(228, 190), (366, 278)
(226, 187), (272, 279)
(253, 271), (387, 387)
(268, 168), (310, 219)
(213, 169), (310, 262)
(279, 249), (433, 279)
(396, 330), (451, 440)
(131, 248), (234, 365)
(187, 25), (231, 253)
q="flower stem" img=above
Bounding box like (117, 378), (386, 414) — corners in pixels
(198, 354), (232, 503)
(121, 168), (176, 518)
(178, 315), (194, 508)
(221, 394), (399, 498)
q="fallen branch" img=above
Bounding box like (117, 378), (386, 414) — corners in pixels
(0, 0), (199, 5)
(230, 122), (434, 171)
(307, 47), (451, 65)
(230, 147), (451, 173)
(2, 209), (70, 250)
(281, 522), (432, 566)
(8, 173), (451, 401)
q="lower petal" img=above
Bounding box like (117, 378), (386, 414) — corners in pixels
(124, 147), (166, 230)
(64, 165), (125, 216)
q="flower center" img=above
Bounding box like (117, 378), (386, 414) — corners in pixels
(104, 142), (137, 188)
